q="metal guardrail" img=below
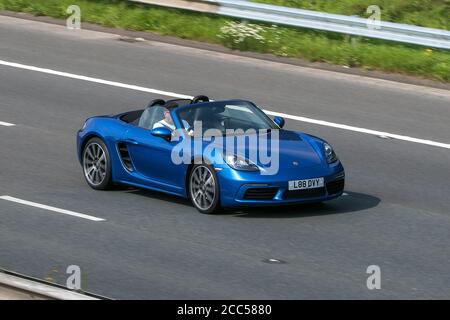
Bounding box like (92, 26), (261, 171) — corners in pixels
(133, 0), (450, 49)
(0, 269), (107, 300)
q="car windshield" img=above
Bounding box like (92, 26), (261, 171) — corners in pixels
(176, 101), (277, 135)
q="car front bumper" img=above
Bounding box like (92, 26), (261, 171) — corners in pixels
(217, 162), (345, 207)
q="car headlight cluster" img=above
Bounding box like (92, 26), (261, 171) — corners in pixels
(323, 142), (338, 164)
(224, 153), (259, 171)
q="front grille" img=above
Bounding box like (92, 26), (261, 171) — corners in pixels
(283, 187), (326, 200)
(326, 179), (345, 195)
(243, 187), (278, 200)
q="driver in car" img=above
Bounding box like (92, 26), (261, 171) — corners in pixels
(153, 110), (194, 136)
(153, 110), (176, 131)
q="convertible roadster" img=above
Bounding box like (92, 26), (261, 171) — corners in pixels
(77, 96), (345, 213)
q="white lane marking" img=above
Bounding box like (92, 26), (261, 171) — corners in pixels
(265, 110), (450, 149)
(0, 59), (192, 99)
(1, 59), (449, 150)
(0, 195), (105, 222)
(0, 121), (15, 127)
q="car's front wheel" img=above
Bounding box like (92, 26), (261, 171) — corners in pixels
(82, 137), (113, 190)
(189, 164), (221, 214)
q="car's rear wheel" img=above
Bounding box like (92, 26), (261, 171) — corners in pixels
(82, 137), (113, 190)
(189, 164), (221, 214)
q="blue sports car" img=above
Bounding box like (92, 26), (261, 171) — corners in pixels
(77, 96), (345, 214)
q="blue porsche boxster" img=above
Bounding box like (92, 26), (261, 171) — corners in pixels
(77, 96), (345, 213)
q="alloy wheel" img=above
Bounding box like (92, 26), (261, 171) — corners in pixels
(190, 165), (216, 211)
(83, 142), (107, 186)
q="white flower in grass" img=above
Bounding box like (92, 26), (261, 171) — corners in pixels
(218, 21), (267, 44)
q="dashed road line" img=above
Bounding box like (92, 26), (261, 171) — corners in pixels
(0, 121), (15, 127)
(0, 195), (105, 222)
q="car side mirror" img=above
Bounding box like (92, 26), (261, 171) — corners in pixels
(274, 116), (285, 128)
(151, 127), (172, 141)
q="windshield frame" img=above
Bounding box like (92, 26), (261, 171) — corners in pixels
(174, 100), (278, 136)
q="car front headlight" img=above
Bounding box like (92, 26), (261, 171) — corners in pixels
(224, 153), (259, 171)
(323, 142), (338, 164)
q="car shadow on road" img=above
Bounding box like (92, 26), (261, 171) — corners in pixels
(227, 191), (381, 218)
(113, 185), (193, 207)
(111, 186), (380, 218)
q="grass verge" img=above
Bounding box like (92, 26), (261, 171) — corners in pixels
(0, 0), (449, 82)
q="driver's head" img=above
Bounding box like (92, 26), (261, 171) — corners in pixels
(164, 110), (173, 124)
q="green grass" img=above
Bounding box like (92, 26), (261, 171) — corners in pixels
(253, 0), (450, 30)
(0, 0), (449, 82)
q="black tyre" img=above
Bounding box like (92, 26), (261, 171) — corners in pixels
(188, 163), (221, 214)
(82, 137), (113, 190)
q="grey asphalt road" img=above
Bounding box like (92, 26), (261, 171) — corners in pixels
(0, 16), (449, 299)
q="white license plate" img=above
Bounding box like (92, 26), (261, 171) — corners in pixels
(288, 177), (324, 190)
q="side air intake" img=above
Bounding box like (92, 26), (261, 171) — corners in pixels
(117, 142), (134, 171)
